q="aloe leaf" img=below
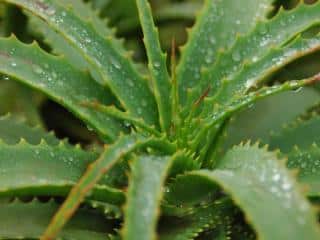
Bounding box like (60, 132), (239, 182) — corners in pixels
(0, 36), (123, 141)
(0, 80), (43, 126)
(117, 2), (202, 34)
(42, 134), (175, 240)
(287, 144), (320, 198)
(0, 199), (114, 240)
(165, 173), (219, 208)
(270, 114), (320, 153)
(159, 199), (236, 240)
(205, 34), (320, 106)
(136, 0), (172, 132)
(28, 0), (128, 81)
(122, 155), (172, 240)
(190, 144), (320, 239)
(0, 113), (60, 145)
(83, 101), (161, 136)
(0, 138), (124, 204)
(176, 0), (274, 105)
(223, 88), (320, 150)
(5, 0), (159, 126)
(189, 77), (319, 153)
(201, 2), (320, 102)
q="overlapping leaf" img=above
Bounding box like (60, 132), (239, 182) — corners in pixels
(189, 144), (320, 239)
(136, 0), (171, 132)
(5, 0), (159, 126)
(177, 0), (274, 106)
(200, 2), (320, 105)
(42, 134), (175, 240)
(287, 144), (320, 198)
(0, 36), (123, 141)
(0, 138), (124, 204)
(0, 199), (114, 240)
(122, 155), (172, 240)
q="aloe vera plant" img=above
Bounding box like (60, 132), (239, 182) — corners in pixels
(1, 0), (320, 239)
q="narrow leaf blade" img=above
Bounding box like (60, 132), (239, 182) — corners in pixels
(136, 0), (172, 132)
(0, 36), (123, 141)
(122, 155), (172, 240)
(190, 144), (320, 239)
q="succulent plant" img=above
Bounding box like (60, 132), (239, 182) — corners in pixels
(0, 0), (320, 239)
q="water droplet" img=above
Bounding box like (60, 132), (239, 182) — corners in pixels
(85, 38), (92, 43)
(252, 56), (258, 62)
(282, 182), (292, 190)
(293, 87), (302, 93)
(154, 62), (160, 68)
(33, 65), (43, 74)
(209, 36), (216, 44)
(272, 174), (280, 181)
(259, 25), (268, 34)
(232, 51), (241, 62)
(11, 62), (17, 67)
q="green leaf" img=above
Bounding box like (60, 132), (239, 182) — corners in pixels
(0, 138), (124, 204)
(222, 88), (320, 150)
(159, 199), (236, 240)
(0, 199), (114, 240)
(189, 78), (318, 154)
(83, 101), (161, 137)
(117, 1), (202, 34)
(190, 144), (320, 239)
(287, 144), (320, 198)
(205, 34), (320, 106)
(5, 0), (159, 126)
(42, 134), (175, 240)
(201, 2), (320, 103)
(0, 113), (59, 145)
(165, 173), (219, 208)
(270, 114), (320, 153)
(0, 36), (123, 141)
(136, 0), (172, 132)
(176, 0), (274, 106)
(28, 0), (128, 81)
(122, 155), (172, 240)
(0, 80), (43, 126)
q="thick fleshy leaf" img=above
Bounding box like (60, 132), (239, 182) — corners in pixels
(42, 134), (175, 240)
(287, 144), (320, 197)
(202, 2), (320, 103)
(0, 139), (124, 204)
(5, 0), (159, 126)
(136, 0), (172, 132)
(0, 80), (43, 126)
(270, 114), (320, 152)
(222, 88), (320, 150)
(0, 113), (60, 145)
(176, 0), (274, 105)
(159, 199), (236, 240)
(189, 144), (320, 239)
(0, 36), (123, 141)
(0, 199), (113, 240)
(188, 78), (319, 154)
(122, 155), (172, 240)
(201, 34), (320, 108)
(28, 0), (128, 81)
